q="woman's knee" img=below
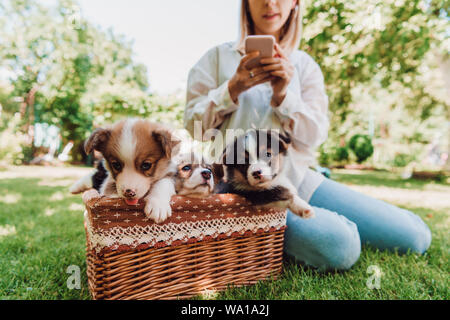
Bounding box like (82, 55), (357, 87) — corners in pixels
(398, 211), (432, 254)
(284, 210), (361, 271)
(318, 219), (361, 271)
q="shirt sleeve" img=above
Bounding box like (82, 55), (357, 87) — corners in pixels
(184, 46), (239, 140)
(272, 53), (329, 151)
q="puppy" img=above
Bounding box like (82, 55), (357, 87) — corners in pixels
(214, 129), (314, 218)
(72, 152), (216, 198)
(69, 159), (108, 195)
(71, 118), (180, 223)
(172, 152), (215, 198)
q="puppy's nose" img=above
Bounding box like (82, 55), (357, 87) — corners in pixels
(124, 189), (136, 198)
(201, 170), (212, 180)
(252, 170), (262, 180)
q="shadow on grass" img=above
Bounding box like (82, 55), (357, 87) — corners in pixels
(331, 170), (448, 190)
(0, 177), (64, 197)
(0, 177), (90, 299)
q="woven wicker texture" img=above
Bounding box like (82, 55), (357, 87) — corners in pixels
(84, 192), (287, 300)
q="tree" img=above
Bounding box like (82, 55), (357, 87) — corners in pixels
(0, 0), (153, 162)
(303, 0), (448, 121)
(302, 0), (449, 168)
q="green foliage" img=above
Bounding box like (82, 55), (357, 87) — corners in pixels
(318, 144), (332, 166)
(392, 153), (417, 167)
(303, 0), (449, 168)
(348, 134), (374, 163)
(333, 146), (350, 162)
(0, 114), (31, 165)
(319, 144), (350, 166)
(302, 0), (448, 122)
(0, 0), (155, 162)
(0, 0), (448, 167)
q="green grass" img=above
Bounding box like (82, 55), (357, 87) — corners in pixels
(0, 166), (448, 300)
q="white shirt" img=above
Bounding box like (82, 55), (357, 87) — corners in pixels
(184, 42), (329, 201)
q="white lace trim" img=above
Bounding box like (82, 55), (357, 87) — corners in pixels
(84, 210), (286, 254)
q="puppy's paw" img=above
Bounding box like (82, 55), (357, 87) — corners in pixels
(144, 198), (172, 223)
(70, 181), (89, 194)
(290, 196), (315, 219)
(300, 205), (315, 219)
(69, 184), (82, 194)
(70, 174), (93, 194)
(82, 189), (100, 203)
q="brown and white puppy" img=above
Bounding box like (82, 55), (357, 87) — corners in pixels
(73, 118), (180, 223)
(214, 129), (314, 218)
(71, 151), (216, 199)
(172, 152), (215, 198)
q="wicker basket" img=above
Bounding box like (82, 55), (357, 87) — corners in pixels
(83, 191), (287, 300)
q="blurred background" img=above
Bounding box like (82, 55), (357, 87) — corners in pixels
(0, 0), (448, 176)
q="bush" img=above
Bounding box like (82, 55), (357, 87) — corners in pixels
(392, 153), (416, 168)
(0, 113), (31, 165)
(333, 146), (350, 163)
(348, 134), (374, 163)
(318, 145), (331, 166)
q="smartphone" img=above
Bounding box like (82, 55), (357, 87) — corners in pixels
(245, 35), (275, 69)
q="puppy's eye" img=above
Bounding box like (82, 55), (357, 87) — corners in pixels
(141, 162), (152, 171)
(182, 165), (191, 171)
(111, 161), (122, 171)
(266, 152), (272, 158)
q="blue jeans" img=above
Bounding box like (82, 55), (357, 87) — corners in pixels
(284, 177), (432, 271)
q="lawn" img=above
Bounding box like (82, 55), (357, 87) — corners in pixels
(0, 166), (448, 300)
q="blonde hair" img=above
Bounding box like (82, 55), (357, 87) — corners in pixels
(234, 0), (303, 55)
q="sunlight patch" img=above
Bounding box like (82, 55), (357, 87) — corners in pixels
(0, 224), (16, 238)
(347, 185), (450, 210)
(435, 216), (450, 230)
(69, 203), (84, 211)
(50, 191), (65, 201)
(38, 179), (73, 187)
(44, 208), (55, 216)
(200, 289), (219, 300)
(0, 193), (22, 204)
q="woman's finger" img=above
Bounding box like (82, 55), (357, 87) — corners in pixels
(274, 43), (287, 59)
(262, 63), (283, 72)
(248, 65), (267, 77)
(248, 71), (271, 83)
(240, 51), (260, 69)
(251, 74), (273, 86)
(259, 57), (282, 65)
(270, 70), (288, 79)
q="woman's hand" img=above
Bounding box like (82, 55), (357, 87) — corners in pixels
(260, 43), (294, 107)
(228, 51), (272, 104)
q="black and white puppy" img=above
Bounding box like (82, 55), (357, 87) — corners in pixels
(214, 129), (314, 218)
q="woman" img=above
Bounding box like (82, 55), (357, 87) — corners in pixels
(184, 0), (431, 270)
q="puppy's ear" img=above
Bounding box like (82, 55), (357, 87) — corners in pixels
(153, 129), (181, 158)
(220, 144), (233, 166)
(219, 149), (226, 165)
(212, 163), (224, 184)
(84, 128), (110, 154)
(278, 131), (291, 153)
